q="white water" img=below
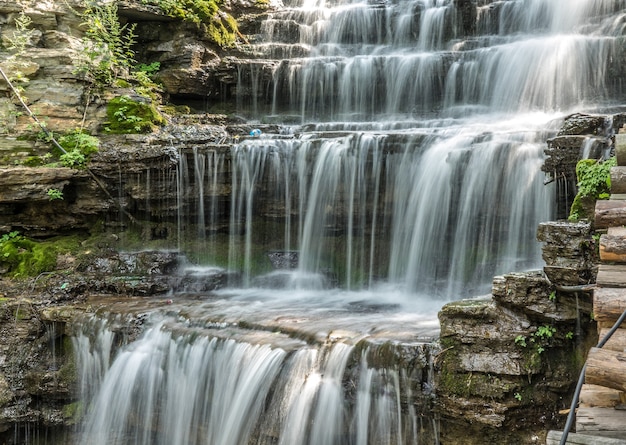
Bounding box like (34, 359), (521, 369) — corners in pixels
(75, 316), (432, 445)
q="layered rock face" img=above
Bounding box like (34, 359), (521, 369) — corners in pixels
(437, 221), (597, 445)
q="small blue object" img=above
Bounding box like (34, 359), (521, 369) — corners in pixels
(250, 129), (262, 137)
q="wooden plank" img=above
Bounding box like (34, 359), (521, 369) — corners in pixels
(585, 347), (626, 392)
(616, 134), (626, 166)
(596, 265), (626, 288)
(611, 194), (626, 201)
(598, 328), (626, 352)
(547, 430), (626, 444)
(596, 200), (626, 229)
(612, 167), (626, 194)
(594, 287), (626, 324)
(609, 227), (626, 237)
(576, 407), (626, 439)
(579, 384), (625, 407)
(600, 234), (626, 263)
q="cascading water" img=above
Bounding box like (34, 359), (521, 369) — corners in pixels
(75, 1), (626, 444)
(73, 313), (436, 445)
(170, 0), (626, 297)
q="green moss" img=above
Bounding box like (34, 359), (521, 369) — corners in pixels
(569, 157), (616, 221)
(105, 95), (165, 134)
(62, 401), (83, 423)
(0, 233), (82, 277)
(22, 156), (44, 167)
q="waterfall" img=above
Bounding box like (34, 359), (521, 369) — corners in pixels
(165, 0), (626, 298)
(74, 316), (435, 445)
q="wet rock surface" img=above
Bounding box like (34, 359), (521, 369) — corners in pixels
(436, 270), (596, 445)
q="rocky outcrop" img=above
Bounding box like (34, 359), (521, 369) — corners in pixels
(436, 221), (597, 445)
(543, 113), (626, 219)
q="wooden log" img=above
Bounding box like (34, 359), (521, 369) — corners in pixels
(579, 383), (625, 407)
(594, 287), (626, 323)
(596, 265), (626, 288)
(598, 327), (626, 352)
(595, 200), (626, 229)
(609, 227), (626, 237)
(547, 430), (626, 444)
(616, 134), (626, 166)
(585, 347), (626, 392)
(600, 234), (626, 263)
(612, 167), (626, 194)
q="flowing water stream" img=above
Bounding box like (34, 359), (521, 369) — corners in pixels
(75, 0), (626, 443)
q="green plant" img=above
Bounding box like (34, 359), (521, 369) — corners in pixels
(75, 1), (137, 85)
(566, 331), (574, 340)
(548, 290), (556, 301)
(47, 188), (64, 201)
(535, 325), (556, 340)
(514, 335), (527, 348)
(2, 11), (34, 93)
(569, 157), (616, 221)
(60, 150), (86, 168)
(514, 392), (522, 402)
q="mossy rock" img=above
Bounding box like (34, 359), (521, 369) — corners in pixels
(105, 95), (165, 134)
(0, 233), (82, 277)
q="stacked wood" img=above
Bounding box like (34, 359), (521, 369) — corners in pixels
(579, 384), (625, 407)
(612, 167), (626, 194)
(557, 130), (626, 444)
(593, 286), (626, 326)
(547, 430), (626, 444)
(600, 232), (626, 263)
(596, 265), (626, 289)
(595, 200), (626, 229)
(585, 347), (626, 392)
(576, 407), (626, 440)
(598, 328), (626, 352)
(616, 134), (626, 166)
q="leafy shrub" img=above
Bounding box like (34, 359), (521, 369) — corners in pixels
(75, 1), (137, 85)
(56, 129), (100, 169)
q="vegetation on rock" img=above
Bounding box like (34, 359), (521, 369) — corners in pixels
(106, 95), (165, 133)
(142, 0), (239, 47)
(0, 232), (81, 278)
(75, 1), (138, 86)
(569, 156), (616, 221)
